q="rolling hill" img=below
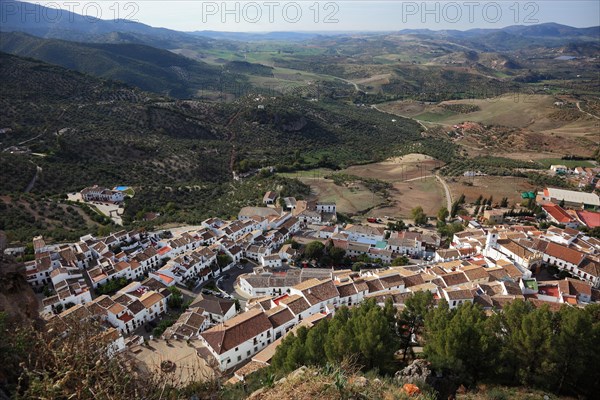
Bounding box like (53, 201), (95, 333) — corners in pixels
(0, 52), (435, 238)
(0, 32), (244, 98)
(0, 0), (216, 48)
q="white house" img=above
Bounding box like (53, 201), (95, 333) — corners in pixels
(550, 165), (568, 174)
(189, 293), (237, 323)
(81, 185), (125, 203)
(316, 202), (337, 214)
(200, 308), (274, 371)
(441, 288), (474, 309)
(342, 224), (385, 245)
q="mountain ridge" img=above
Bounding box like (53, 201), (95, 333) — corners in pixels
(0, 32), (243, 98)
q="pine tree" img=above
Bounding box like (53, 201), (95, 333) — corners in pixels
(552, 307), (593, 393)
(399, 291), (434, 360)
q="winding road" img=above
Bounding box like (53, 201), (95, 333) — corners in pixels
(435, 173), (453, 211)
(576, 101), (600, 120)
(25, 164), (42, 193)
(370, 103), (430, 132)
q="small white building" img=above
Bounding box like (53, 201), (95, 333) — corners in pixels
(200, 308), (275, 371)
(81, 185), (125, 203)
(550, 165), (568, 175)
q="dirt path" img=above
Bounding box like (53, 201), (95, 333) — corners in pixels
(18, 133), (43, 146)
(225, 109), (243, 176)
(338, 77), (359, 92)
(576, 101), (600, 120)
(371, 104), (430, 131)
(25, 164), (42, 193)
(435, 173), (452, 211)
(404, 175), (434, 182)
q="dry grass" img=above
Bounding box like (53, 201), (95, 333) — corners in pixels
(280, 154), (447, 218)
(446, 176), (536, 206)
(378, 94), (599, 160)
(249, 366), (435, 400)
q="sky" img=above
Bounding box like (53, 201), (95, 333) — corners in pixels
(23, 1), (600, 32)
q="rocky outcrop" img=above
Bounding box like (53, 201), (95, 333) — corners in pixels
(395, 359), (432, 384)
(0, 255), (40, 324)
(395, 359), (458, 400)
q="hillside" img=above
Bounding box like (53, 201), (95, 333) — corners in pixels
(0, 32), (242, 98)
(242, 366), (577, 400)
(0, 52), (431, 243)
(0, 0), (217, 49)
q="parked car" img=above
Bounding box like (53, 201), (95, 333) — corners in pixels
(237, 265), (244, 270)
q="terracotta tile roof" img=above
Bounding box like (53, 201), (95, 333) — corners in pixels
(128, 300), (145, 315)
(502, 280), (523, 296)
(365, 290), (411, 305)
(364, 278), (385, 293)
(444, 288), (474, 301)
(441, 271), (469, 287)
(183, 309), (207, 330)
(96, 295), (116, 309)
(118, 312), (134, 323)
(491, 295), (522, 309)
(336, 282), (358, 297)
(527, 298), (562, 312)
(190, 294), (235, 316)
(474, 294), (494, 308)
(578, 257), (600, 278)
(542, 203), (574, 224)
(497, 239), (535, 259)
(576, 210), (600, 228)
(141, 277), (167, 291)
(352, 279), (369, 293)
(403, 274), (425, 288)
(279, 294), (310, 315)
(201, 308), (273, 355)
(486, 267), (509, 281)
(114, 261), (131, 272)
(545, 242), (586, 266)
(59, 248), (77, 264)
(558, 277), (592, 297)
(265, 306), (295, 328)
(108, 302), (125, 315)
(500, 262), (523, 279)
(379, 274), (404, 289)
(140, 291), (164, 309)
(296, 279), (339, 305)
(59, 304), (91, 320)
(461, 266), (489, 281)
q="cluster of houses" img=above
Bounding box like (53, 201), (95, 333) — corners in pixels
(536, 187), (600, 229)
(198, 223), (600, 374)
(313, 224), (441, 265)
(18, 186), (600, 378)
(446, 224), (600, 287)
(263, 191), (337, 225)
(549, 165), (600, 189)
(458, 187), (600, 230)
(22, 198), (328, 348)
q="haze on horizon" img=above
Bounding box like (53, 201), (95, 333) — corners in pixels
(17, 0), (600, 33)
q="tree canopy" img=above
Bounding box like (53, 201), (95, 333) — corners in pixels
(304, 241), (325, 260)
(411, 206), (427, 226)
(271, 299), (399, 375)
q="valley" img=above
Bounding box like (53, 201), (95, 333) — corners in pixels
(1, 2), (600, 400)
(1, 13), (599, 244)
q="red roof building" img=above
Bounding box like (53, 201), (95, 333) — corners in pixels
(542, 204), (576, 226)
(576, 210), (600, 229)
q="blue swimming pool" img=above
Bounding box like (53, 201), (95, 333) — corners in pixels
(114, 186), (129, 191)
